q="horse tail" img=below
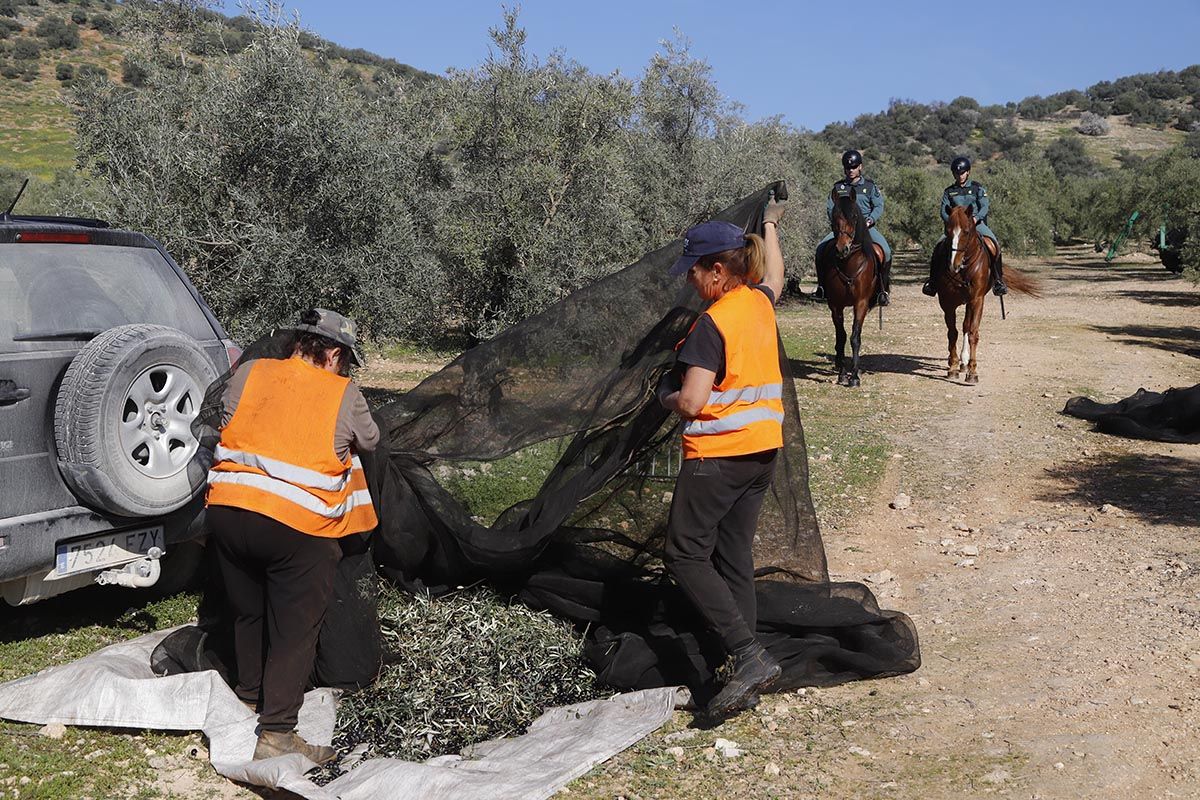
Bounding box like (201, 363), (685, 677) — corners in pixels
(1000, 262), (1042, 297)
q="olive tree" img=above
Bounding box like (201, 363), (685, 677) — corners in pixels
(70, 20), (439, 342)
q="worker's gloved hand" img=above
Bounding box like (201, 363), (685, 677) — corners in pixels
(655, 369), (681, 408)
(865, 218), (874, 228)
(763, 195), (787, 226)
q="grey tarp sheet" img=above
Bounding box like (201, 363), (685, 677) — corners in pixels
(0, 628), (679, 799)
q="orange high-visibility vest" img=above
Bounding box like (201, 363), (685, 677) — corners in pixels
(681, 284), (784, 460)
(206, 357), (378, 538)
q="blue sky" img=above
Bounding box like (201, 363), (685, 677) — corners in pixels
(278, 0), (1200, 131)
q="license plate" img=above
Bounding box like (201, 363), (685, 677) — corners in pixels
(55, 526), (165, 577)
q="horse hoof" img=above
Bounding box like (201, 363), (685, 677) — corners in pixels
(965, 373), (979, 385)
(847, 375), (861, 388)
(836, 373), (848, 386)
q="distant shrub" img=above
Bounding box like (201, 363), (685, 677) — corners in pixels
(20, 60), (36, 80)
(121, 55), (147, 86)
(1174, 110), (1200, 133)
(74, 61), (106, 81)
(70, 9), (85, 24)
(1076, 111), (1110, 136)
(0, 62), (19, 79)
(338, 64), (360, 84)
(1186, 130), (1200, 158)
(35, 15), (79, 49)
(0, 0), (16, 18)
(1044, 135), (1097, 179)
(10, 36), (40, 59)
(1016, 95), (1052, 119)
(54, 60), (72, 80)
(1130, 101), (1172, 127)
(0, 18), (20, 34)
(225, 15), (258, 33)
(89, 13), (114, 33)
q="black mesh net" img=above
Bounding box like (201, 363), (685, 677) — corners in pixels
(155, 184), (919, 706)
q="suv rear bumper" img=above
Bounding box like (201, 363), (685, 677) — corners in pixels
(0, 499), (206, 583)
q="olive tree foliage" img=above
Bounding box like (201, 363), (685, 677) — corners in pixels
(412, 11), (646, 341)
(873, 164), (942, 252)
(975, 157), (1057, 256)
(68, 5), (833, 343)
(1083, 148), (1200, 279)
(69, 14), (437, 342)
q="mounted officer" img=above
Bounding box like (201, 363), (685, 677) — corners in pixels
(814, 149), (892, 306)
(923, 156), (1007, 296)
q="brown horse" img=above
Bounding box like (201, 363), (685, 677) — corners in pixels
(932, 206), (1040, 384)
(815, 185), (884, 387)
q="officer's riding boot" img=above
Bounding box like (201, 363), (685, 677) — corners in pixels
(812, 275), (826, 300)
(991, 257), (1008, 296)
(876, 260), (891, 306)
(922, 251), (939, 296)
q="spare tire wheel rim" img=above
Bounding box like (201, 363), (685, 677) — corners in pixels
(119, 363), (203, 478)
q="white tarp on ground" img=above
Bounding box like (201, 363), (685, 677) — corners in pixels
(0, 629), (681, 799)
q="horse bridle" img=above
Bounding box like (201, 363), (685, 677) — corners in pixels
(830, 227), (876, 287)
(944, 226), (988, 288)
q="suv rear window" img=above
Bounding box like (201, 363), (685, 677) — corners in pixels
(0, 243), (218, 353)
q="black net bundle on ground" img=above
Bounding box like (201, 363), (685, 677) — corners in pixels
(154, 184), (919, 712)
(1064, 385), (1200, 444)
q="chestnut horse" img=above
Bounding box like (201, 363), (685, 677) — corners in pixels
(815, 185), (884, 387)
(932, 205), (1040, 383)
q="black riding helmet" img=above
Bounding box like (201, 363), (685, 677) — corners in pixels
(951, 155), (971, 175)
(842, 149), (863, 170)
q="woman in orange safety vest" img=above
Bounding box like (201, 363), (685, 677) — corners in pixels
(206, 308), (379, 766)
(657, 196), (787, 720)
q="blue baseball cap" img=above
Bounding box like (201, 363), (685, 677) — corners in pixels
(668, 220), (745, 276)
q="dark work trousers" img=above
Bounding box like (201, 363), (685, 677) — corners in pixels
(208, 505), (342, 733)
(664, 449), (778, 653)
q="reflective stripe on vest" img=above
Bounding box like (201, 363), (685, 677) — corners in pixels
(213, 444), (353, 492)
(207, 465), (372, 519)
(206, 357), (378, 538)
(681, 285), (784, 460)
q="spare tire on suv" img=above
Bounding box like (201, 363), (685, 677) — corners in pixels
(55, 324), (218, 517)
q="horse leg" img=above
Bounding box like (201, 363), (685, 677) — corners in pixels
(847, 302), (866, 388)
(944, 306), (961, 377)
(965, 301), (983, 384)
(832, 306), (848, 384)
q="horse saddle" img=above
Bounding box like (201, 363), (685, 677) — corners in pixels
(981, 236), (999, 263)
(871, 243), (885, 264)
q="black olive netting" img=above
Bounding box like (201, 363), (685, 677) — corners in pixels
(171, 184), (918, 703)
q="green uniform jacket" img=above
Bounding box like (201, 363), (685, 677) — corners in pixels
(941, 180), (990, 224)
(827, 177), (884, 226)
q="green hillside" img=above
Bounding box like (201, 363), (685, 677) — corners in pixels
(0, 0), (435, 179)
(817, 66), (1199, 168)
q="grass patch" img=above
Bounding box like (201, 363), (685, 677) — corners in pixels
(437, 440), (563, 524)
(0, 724), (191, 800)
(1, 590), (199, 683)
(779, 310), (894, 528)
(0, 590), (203, 800)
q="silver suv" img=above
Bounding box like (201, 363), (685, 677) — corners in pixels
(0, 214), (236, 605)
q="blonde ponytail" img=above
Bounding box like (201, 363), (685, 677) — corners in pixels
(743, 233), (766, 284)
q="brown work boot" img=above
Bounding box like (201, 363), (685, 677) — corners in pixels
(253, 730), (337, 765)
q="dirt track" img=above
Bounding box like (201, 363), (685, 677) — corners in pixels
(576, 247), (1200, 799)
(807, 249), (1200, 798)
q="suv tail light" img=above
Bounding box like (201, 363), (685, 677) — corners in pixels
(222, 339), (243, 370)
(16, 232), (92, 244)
